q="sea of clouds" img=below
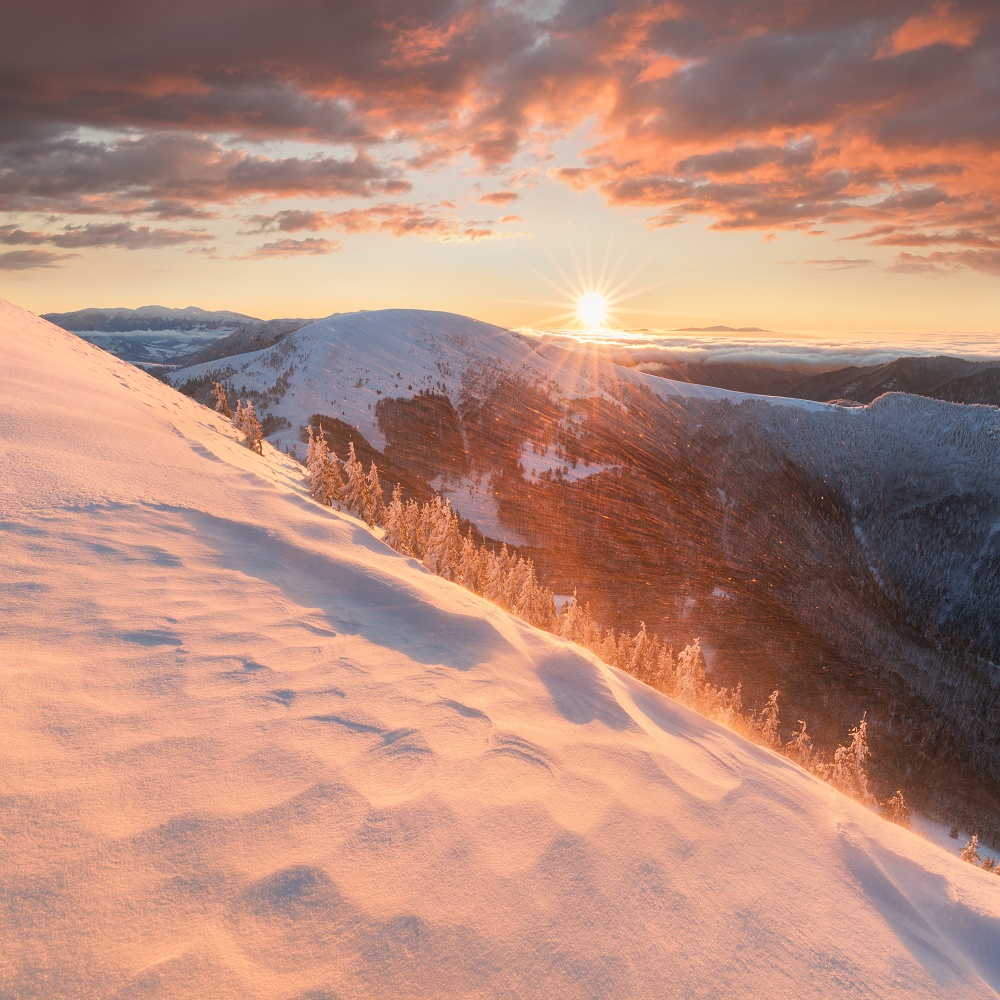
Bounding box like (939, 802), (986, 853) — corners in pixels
(529, 328), (1000, 371)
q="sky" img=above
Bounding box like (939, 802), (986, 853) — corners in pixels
(2, 0), (1000, 342)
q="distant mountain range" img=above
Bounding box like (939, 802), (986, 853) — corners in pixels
(42, 305), (313, 366)
(162, 308), (1000, 839)
(636, 355), (1000, 407)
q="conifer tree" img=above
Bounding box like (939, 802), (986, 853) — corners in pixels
(674, 640), (707, 704)
(757, 690), (781, 749)
(423, 498), (459, 578)
(457, 529), (481, 591)
(404, 499), (423, 558)
(241, 401), (264, 454)
(324, 441), (345, 503)
(232, 399), (262, 454)
(479, 546), (502, 600)
(558, 592), (582, 642)
(649, 645), (674, 692)
(828, 715), (872, 803)
(627, 622), (652, 681)
(881, 789), (910, 828)
(367, 462), (387, 527)
(341, 441), (370, 519)
(960, 834), (981, 866)
(305, 424), (343, 505)
(212, 381), (232, 418)
(384, 484), (407, 551)
(305, 425), (328, 501)
(785, 721), (814, 768)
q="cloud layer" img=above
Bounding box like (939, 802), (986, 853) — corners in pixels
(4, 1), (999, 270)
(537, 326), (1000, 370)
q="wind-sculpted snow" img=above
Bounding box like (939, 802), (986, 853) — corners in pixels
(3, 297), (1000, 998)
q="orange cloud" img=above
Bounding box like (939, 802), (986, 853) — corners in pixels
(882, 3), (982, 56)
(3, 0), (1000, 277)
(479, 190), (519, 205)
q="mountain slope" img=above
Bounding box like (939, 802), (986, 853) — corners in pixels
(788, 355), (1000, 405)
(164, 310), (1000, 832)
(168, 308), (826, 447)
(4, 301), (1000, 996)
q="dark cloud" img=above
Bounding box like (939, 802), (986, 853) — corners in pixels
(0, 133), (407, 215)
(0, 248), (78, 270)
(0, 222), (211, 249)
(244, 237), (343, 259)
(244, 202), (501, 240)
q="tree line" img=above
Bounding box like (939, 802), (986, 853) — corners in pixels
(297, 418), (912, 827)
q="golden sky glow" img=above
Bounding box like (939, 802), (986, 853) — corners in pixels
(2, 1), (999, 342)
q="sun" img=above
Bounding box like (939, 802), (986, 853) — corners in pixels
(511, 234), (673, 336)
(577, 291), (609, 330)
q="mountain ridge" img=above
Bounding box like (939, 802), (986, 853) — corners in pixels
(164, 308), (1000, 837)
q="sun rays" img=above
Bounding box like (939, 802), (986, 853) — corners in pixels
(508, 232), (675, 339)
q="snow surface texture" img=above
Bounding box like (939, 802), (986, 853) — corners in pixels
(4, 297), (1000, 998)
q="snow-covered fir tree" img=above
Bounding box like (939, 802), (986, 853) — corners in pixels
(826, 716), (871, 804)
(383, 484), (408, 552)
(457, 529), (481, 591)
(785, 721), (815, 768)
(232, 399), (263, 454)
(340, 441), (371, 521)
(757, 690), (781, 749)
(881, 789), (910, 828)
(366, 462), (387, 527)
(305, 425), (343, 506)
(241, 401), (263, 454)
(961, 834), (981, 865)
(212, 381), (231, 418)
(403, 499), (423, 558)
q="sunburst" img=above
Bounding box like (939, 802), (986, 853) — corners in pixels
(577, 291), (609, 330)
(509, 232), (673, 339)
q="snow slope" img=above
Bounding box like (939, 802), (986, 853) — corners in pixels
(3, 298), (1000, 999)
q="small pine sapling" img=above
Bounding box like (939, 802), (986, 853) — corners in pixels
(828, 715), (872, 804)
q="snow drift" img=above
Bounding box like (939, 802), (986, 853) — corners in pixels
(2, 298), (1000, 999)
